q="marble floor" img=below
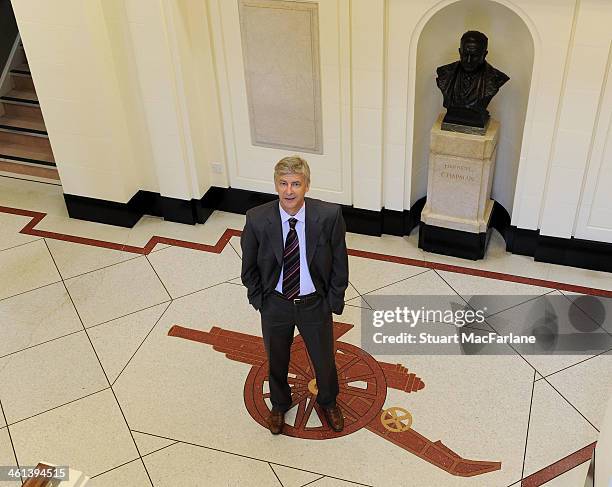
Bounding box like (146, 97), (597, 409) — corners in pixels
(0, 176), (610, 487)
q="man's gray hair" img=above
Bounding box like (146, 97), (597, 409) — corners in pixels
(274, 156), (311, 185)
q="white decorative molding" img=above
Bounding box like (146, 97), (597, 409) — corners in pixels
(160, 0), (201, 199)
(238, 0), (323, 154)
(0, 34), (21, 97)
(574, 40), (612, 242)
(210, 0), (351, 204)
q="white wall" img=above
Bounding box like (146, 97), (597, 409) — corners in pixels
(99, 0), (157, 194)
(411, 0), (534, 214)
(11, 0), (223, 204)
(387, 0), (577, 225)
(121, 0), (209, 201)
(174, 0), (227, 191)
(10, 0), (612, 245)
(209, 0), (353, 205)
(175, 0), (227, 190)
(11, 0), (144, 202)
(557, 0), (612, 241)
(351, 0), (385, 211)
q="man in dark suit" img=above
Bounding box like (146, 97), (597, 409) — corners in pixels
(241, 156), (349, 435)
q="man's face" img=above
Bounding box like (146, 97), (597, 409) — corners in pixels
(459, 40), (487, 72)
(275, 173), (309, 215)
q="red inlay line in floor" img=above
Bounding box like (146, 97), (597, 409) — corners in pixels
(347, 248), (612, 298)
(2, 204), (607, 481)
(1, 204), (611, 298)
(521, 441), (595, 487)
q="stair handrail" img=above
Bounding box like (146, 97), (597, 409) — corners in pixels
(0, 33), (21, 99)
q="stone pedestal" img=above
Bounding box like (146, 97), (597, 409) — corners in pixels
(419, 114), (500, 260)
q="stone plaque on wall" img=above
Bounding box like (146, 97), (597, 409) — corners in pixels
(238, 0), (323, 153)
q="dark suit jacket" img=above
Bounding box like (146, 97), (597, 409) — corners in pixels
(240, 197), (349, 315)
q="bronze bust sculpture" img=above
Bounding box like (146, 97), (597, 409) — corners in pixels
(436, 31), (509, 134)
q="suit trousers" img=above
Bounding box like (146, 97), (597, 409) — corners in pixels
(260, 291), (339, 412)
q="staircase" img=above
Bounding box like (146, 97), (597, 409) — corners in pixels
(0, 40), (59, 185)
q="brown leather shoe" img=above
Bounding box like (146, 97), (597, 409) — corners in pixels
(268, 409), (285, 435)
(323, 405), (344, 432)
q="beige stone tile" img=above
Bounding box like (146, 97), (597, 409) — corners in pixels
(123, 215), (187, 249)
(486, 291), (610, 376)
(460, 230), (553, 280)
(124, 210), (245, 249)
(64, 256), (170, 327)
(344, 282), (360, 302)
(437, 267), (551, 297)
(88, 459), (151, 487)
(88, 303), (169, 384)
(0, 239), (61, 301)
(538, 461), (589, 486)
(360, 353), (534, 487)
(125, 217), (172, 253)
(0, 331), (108, 424)
(205, 210), (246, 233)
(112, 280), (533, 487)
(560, 291), (612, 335)
(480, 253), (555, 283)
(546, 351), (612, 430)
(0, 176), (67, 217)
(346, 230), (424, 262)
(10, 390), (139, 478)
(415, 229), (560, 289)
(329, 301), (363, 347)
(541, 261), (612, 293)
(420, 245), (484, 269)
(0, 212), (41, 251)
(359, 269), (499, 340)
(0, 282), (82, 357)
(230, 235), (242, 257)
(270, 464), (322, 487)
(348, 253), (429, 295)
(308, 477), (366, 487)
(132, 431), (176, 457)
(362, 270), (469, 322)
(437, 269), (554, 317)
(0, 428), (20, 486)
(147, 244), (241, 298)
(6, 185), (608, 485)
(146, 242), (172, 253)
(523, 380), (598, 477)
(365, 269), (456, 297)
(35, 213), (131, 247)
(111, 285), (264, 444)
(144, 442), (281, 486)
(344, 296), (370, 309)
(46, 237), (141, 279)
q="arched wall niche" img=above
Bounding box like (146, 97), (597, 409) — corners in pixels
(409, 0), (536, 218)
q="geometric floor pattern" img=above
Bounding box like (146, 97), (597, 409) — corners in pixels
(0, 176), (611, 486)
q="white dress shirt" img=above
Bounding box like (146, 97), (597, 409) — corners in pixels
(275, 201), (316, 296)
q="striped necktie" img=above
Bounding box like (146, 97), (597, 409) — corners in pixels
(282, 217), (300, 299)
